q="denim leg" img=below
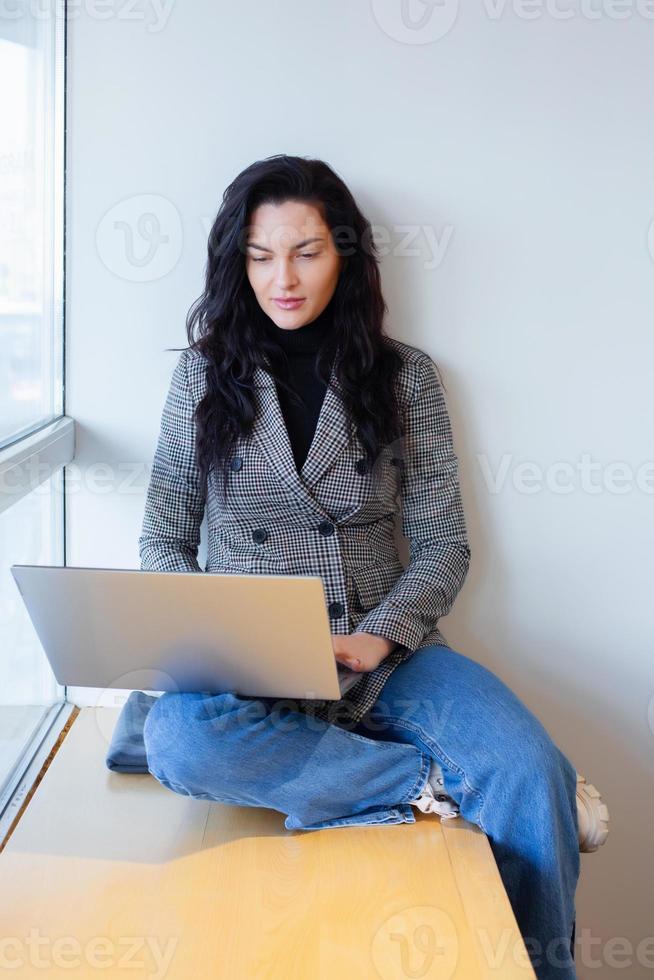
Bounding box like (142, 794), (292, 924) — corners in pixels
(142, 689), (433, 831)
(352, 645), (580, 980)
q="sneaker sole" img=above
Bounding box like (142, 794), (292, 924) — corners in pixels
(577, 773), (610, 852)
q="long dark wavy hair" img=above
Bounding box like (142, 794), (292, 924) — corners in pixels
(177, 154), (409, 500)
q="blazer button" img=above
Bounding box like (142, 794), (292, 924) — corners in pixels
(328, 601), (344, 618)
(252, 528), (268, 544)
(318, 520), (335, 536)
(355, 458), (369, 475)
(391, 456), (405, 469)
(230, 456), (243, 471)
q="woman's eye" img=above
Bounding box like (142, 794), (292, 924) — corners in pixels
(250, 253), (318, 262)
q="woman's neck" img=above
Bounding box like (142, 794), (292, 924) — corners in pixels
(262, 300), (336, 355)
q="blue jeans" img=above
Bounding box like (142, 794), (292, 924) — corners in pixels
(143, 644), (580, 979)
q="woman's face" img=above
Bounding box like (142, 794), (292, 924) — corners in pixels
(245, 200), (343, 330)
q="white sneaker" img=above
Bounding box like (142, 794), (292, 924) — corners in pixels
(409, 758), (461, 819)
(410, 762), (610, 852)
(576, 773), (610, 853)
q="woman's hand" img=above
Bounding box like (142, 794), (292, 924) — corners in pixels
(332, 631), (397, 673)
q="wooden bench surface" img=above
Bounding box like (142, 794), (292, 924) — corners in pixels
(0, 707), (535, 978)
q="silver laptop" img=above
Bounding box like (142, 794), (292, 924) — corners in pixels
(10, 565), (363, 701)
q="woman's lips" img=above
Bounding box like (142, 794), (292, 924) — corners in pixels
(273, 298), (305, 310)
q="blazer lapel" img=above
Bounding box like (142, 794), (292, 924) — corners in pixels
(251, 363), (352, 512)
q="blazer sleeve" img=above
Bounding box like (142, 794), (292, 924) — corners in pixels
(138, 349), (207, 573)
(353, 353), (471, 654)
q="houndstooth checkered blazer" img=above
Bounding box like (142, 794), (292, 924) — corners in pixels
(138, 338), (471, 728)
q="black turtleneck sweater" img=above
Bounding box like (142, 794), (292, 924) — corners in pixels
(262, 302), (337, 473)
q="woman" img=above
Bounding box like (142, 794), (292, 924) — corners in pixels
(139, 154), (607, 980)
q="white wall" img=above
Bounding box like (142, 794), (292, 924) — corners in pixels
(66, 2), (654, 974)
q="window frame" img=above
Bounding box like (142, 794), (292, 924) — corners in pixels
(0, 0), (73, 840)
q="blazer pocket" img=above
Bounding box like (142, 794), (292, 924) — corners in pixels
(350, 562), (401, 615)
(207, 525), (287, 574)
(354, 513), (403, 567)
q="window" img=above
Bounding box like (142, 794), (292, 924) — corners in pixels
(0, 472), (65, 796)
(0, 2), (71, 835)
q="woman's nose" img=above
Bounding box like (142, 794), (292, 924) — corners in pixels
(274, 259), (298, 289)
